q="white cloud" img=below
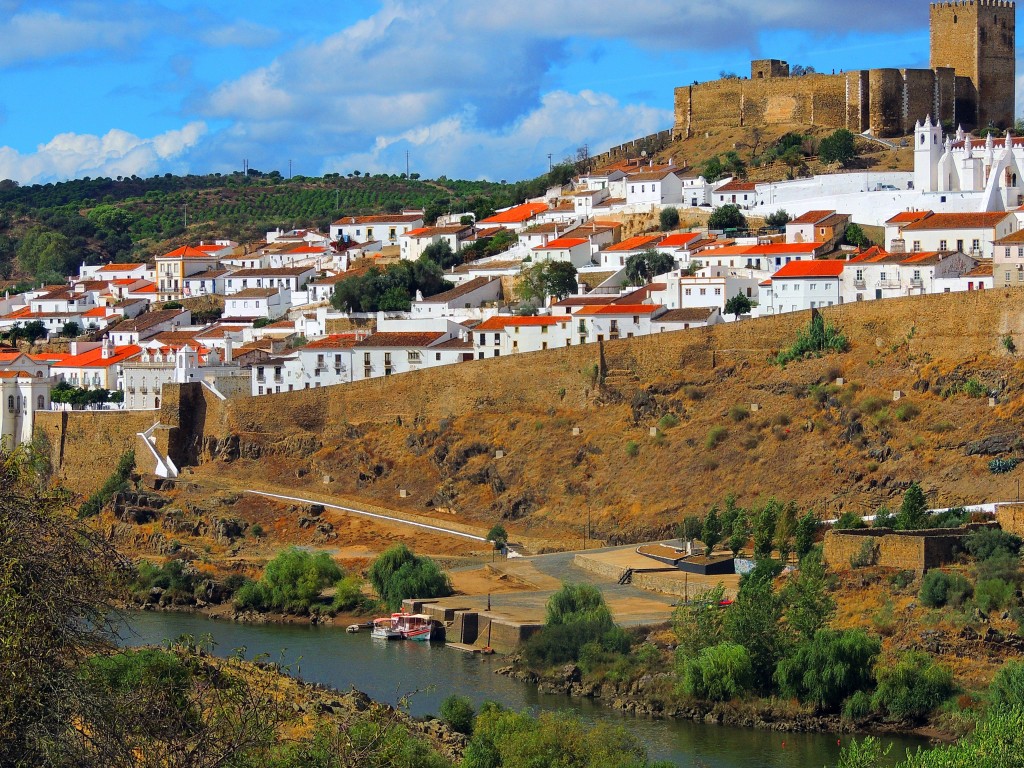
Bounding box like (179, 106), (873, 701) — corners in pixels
(0, 9), (149, 67)
(199, 19), (281, 48)
(0, 123), (208, 184)
(322, 90), (672, 180)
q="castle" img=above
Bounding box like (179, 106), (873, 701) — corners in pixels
(673, 1), (1015, 140)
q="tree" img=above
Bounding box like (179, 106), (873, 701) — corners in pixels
(724, 577), (790, 692)
(677, 515), (703, 548)
(683, 643), (754, 702)
(724, 292), (752, 319)
(60, 321), (81, 338)
(844, 223), (871, 248)
(439, 694), (475, 735)
(765, 210), (791, 228)
(708, 204), (746, 231)
(775, 501), (798, 563)
(728, 516), (749, 557)
(367, 543), (452, 611)
(16, 227), (77, 282)
(702, 156), (725, 183)
(818, 129), (857, 166)
(722, 151), (747, 180)
(775, 629), (880, 712)
(701, 507), (723, 555)
(794, 511), (818, 561)
(544, 261), (579, 300)
(624, 249), (676, 286)
(752, 499), (780, 559)
(781, 550), (836, 640)
(672, 584), (727, 659)
(659, 207), (680, 231)
(422, 239), (460, 270)
(233, 547), (342, 614)
(486, 524), (508, 550)
(896, 482), (929, 531)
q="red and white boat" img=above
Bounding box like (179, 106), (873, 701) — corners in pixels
(392, 612), (436, 641)
(370, 616), (401, 640)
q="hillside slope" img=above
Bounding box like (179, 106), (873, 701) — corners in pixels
(47, 289), (1024, 547)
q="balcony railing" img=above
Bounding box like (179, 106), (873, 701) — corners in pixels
(853, 280), (866, 290)
(256, 376), (266, 384)
(910, 278), (923, 288)
(273, 375), (284, 383)
(877, 280), (902, 290)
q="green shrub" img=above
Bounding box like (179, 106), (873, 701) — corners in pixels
(682, 643), (754, 702)
(705, 426), (728, 450)
(1003, 334), (1016, 354)
(929, 421), (956, 433)
(834, 511), (866, 530)
(331, 574), (370, 613)
(989, 660), (1024, 712)
(965, 528), (1023, 561)
(439, 694), (475, 735)
(895, 707), (1024, 767)
(250, 523), (264, 538)
(775, 313), (849, 366)
(871, 652), (955, 721)
(976, 552), (1022, 584)
(625, 441), (639, 458)
(842, 690), (874, 722)
(975, 578), (1016, 614)
(657, 413), (680, 430)
(919, 570), (973, 608)
(962, 378), (986, 398)
(860, 396), (886, 415)
(989, 457), (1022, 474)
(890, 570), (916, 590)
(775, 629), (880, 712)
(79, 450), (135, 518)
(895, 402), (920, 422)
(728, 405), (749, 422)
(849, 539), (878, 568)
(367, 543), (452, 611)
(234, 548), (343, 615)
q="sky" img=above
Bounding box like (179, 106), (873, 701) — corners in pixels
(0, 1), (1020, 185)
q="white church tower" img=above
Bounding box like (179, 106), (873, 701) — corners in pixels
(914, 116), (943, 193)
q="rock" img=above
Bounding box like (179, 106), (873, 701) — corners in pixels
(966, 433), (1022, 456)
(211, 516), (247, 543)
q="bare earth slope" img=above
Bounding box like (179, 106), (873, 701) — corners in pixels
(46, 289), (1024, 548)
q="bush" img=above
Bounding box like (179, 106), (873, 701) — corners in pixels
(850, 539), (879, 568)
(965, 527), (1023, 561)
(894, 708), (1024, 767)
(989, 457), (1022, 475)
(834, 511), (866, 530)
(919, 570), (973, 608)
(233, 548), (342, 614)
(775, 629), (881, 712)
(1003, 334), (1017, 354)
(657, 413), (680, 430)
(439, 694), (475, 735)
(871, 652), (955, 721)
(890, 570), (916, 590)
(625, 441), (639, 458)
(860, 396), (886, 415)
(975, 578), (1016, 614)
(659, 206), (680, 231)
(367, 543), (453, 611)
(79, 450), (135, 518)
(331, 574), (370, 613)
(682, 643), (753, 702)
(775, 313), (849, 366)
(705, 426), (728, 450)
(727, 405), (749, 422)
(989, 660), (1024, 712)
(894, 402), (920, 422)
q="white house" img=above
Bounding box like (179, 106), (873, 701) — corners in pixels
(224, 266), (315, 296)
(410, 277), (501, 317)
(888, 211), (1015, 258)
(598, 235), (664, 270)
(531, 237), (594, 268)
(567, 188), (610, 217)
(399, 225), (473, 261)
(993, 230), (1024, 288)
(840, 247), (978, 302)
(649, 268), (760, 312)
(52, 338), (141, 391)
(680, 176), (714, 207)
(625, 169), (684, 206)
(108, 308), (191, 346)
(330, 213), (424, 246)
(472, 316), (572, 358)
(786, 210), (851, 250)
(183, 269), (232, 298)
(652, 307), (724, 331)
(224, 288), (289, 321)
(574, 304), (666, 343)
(713, 180), (759, 210)
(350, 331), (451, 381)
(478, 203), (549, 233)
(759, 260), (844, 316)
(123, 343), (247, 410)
(80, 262), (153, 282)
(0, 371), (50, 447)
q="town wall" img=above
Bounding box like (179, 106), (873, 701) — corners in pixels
(823, 523), (996, 573)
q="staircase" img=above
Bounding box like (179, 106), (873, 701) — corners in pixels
(137, 423), (179, 479)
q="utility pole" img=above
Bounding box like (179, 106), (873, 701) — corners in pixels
(548, 153), (553, 172)
(406, 150), (410, 179)
(289, 159), (292, 179)
(183, 203), (187, 230)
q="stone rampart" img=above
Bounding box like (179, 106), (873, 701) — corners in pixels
(823, 523), (996, 573)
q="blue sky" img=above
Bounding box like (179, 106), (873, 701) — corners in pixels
(0, 1), (1014, 185)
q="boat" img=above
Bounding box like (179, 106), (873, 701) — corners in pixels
(393, 613), (437, 642)
(346, 624), (362, 633)
(370, 617), (402, 640)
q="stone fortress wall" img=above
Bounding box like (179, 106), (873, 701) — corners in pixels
(673, 1), (1015, 141)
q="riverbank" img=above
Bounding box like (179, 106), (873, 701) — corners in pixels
(126, 598), (372, 628)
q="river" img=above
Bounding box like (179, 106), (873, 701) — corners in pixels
(116, 611), (929, 768)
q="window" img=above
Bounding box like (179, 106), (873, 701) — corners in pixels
(1007, 272), (1012, 282)
(408, 351), (421, 363)
(632, 316), (639, 324)
(913, 270), (921, 281)
(699, 288), (706, 296)
(7, 396), (13, 411)
(493, 333), (500, 344)
(940, 240), (948, 250)
(880, 271), (887, 281)
(912, 241), (921, 252)
(1019, 248), (1024, 259)
(684, 288), (692, 296)
(363, 352), (371, 366)
(972, 239), (980, 251)
(714, 288), (722, 296)
(810, 284), (817, 291)
(855, 269), (863, 281)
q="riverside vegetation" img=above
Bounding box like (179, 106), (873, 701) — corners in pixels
(0, 441), (675, 768)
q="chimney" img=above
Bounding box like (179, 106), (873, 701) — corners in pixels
(101, 336), (114, 360)
(224, 337), (233, 363)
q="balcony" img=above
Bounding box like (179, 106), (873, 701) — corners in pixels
(273, 375), (284, 384)
(255, 375), (266, 384)
(853, 280), (866, 290)
(877, 281), (902, 290)
(910, 278), (923, 288)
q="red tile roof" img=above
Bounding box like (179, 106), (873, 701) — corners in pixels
(534, 237), (588, 250)
(885, 211), (932, 226)
(55, 344), (142, 369)
(901, 212), (1011, 231)
(160, 245), (218, 260)
(353, 332), (446, 348)
(772, 261), (845, 279)
(716, 181), (757, 192)
(789, 210), (837, 225)
(302, 334), (365, 349)
(479, 203), (548, 225)
(97, 262), (145, 272)
(576, 304), (663, 316)
(475, 316), (561, 330)
(657, 233), (702, 248)
(605, 235), (663, 252)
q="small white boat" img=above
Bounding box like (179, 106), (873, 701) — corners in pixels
(370, 616), (401, 640)
(346, 624), (361, 633)
(393, 612), (436, 642)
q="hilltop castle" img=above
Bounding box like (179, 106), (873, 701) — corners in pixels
(673, 1), (1015, 140)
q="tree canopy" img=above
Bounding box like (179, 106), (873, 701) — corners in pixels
(624, 249), (676, 286)
(708, 205), (747, 231)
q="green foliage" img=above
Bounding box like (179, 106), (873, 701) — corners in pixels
(463, 704), (668, 768)
(704, 426), (728, 450)
(672, 584), (727, 659)
(836, 736), (891, 768)
(724, 577), (789, 692)
(524, 584), (628, 668)
(331, 574), (371, 613)
(657, 413), (679, 430)
(129, 559), (205, 606)
(919, 570), (973, 609)
(677, 515), (703, 545)
(1, 320), (48, 345)
(962, 378), (987, 398)
(764, 210), (791, 228)
(624, 248), (676, 286)
(1003, 334), (1016, 354)
(988, 660), (1024, 712)
(422, 239), (460, 269)
(780, 550), (836, 641)
(708, 204), (747, 231)
(895, 707), (1024, 767)
(233, 548), (343, 615)
(60, 321), (81, 338)
(894, 402), (920, 422)
(81, 648), (193, 719)
(486, 524), (508, 549)
(366, 543), (452, 612)
(794, 511), (818, 561)
(774, 629), (880, 712)
(975, 578), (1016, 614)
(546, 583), (609, 627)
(752, 499), (781, 558)
(724, 292), (752, 318)
(659, 206), (680, 231)
(682, 643), (754, 702)
(774, 313), (849, 366)
(844, 223), (871, 248)
(79, 449), (135, 518)
(849, 539), (879, 568)
(515, 260), (579, 303)
(438, 694), (475, 735)
(51, 381), (120, 408)
(625, 440), (640, 458)
(702, 156), (725, 182)
(871, 651), (954, 721)
(895, 482), (929, 530)
(965, 527), (1023, 561)
(989, 457), (1022, 474)
(818, 129), (857, 165)
(16, 226), (77, 282)
(701, 507), (723, 555)
(331, 255), (452, 312)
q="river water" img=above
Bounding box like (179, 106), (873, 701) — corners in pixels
(116, 611), (928, 768)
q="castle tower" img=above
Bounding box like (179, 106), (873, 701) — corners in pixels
(931, 0), (1016, 130)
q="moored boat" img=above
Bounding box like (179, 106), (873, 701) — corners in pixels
(393, 612), (437, 641)
(370, 616), (401, 640)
